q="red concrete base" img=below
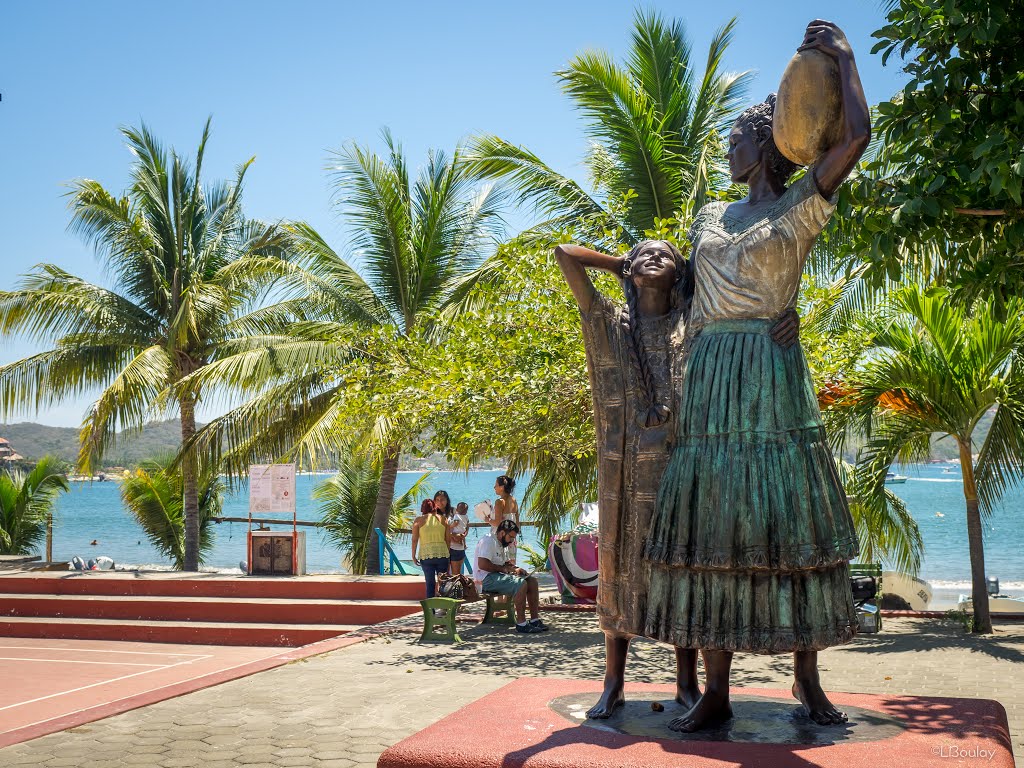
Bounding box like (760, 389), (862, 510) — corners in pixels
(377, 679), (1015, 768)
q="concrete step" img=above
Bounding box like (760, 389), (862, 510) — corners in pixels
(0, 616), (362, 647)
(0, 594), (421, 626)
(0, 573), (425, 601)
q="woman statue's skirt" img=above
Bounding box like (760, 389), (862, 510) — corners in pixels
(643, 318), (860, 653)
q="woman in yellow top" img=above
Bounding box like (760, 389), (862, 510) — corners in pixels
(411, 498), (452, 598)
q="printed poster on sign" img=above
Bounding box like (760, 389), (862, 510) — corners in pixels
(249, 464), (296, 514)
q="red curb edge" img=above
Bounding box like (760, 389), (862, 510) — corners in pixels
(0, 620), (409, 750)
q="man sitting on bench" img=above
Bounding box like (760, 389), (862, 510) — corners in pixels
(475, 520), (549, 634)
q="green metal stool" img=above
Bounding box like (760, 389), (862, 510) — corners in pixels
(482, 592), (518, 626)
(419, 597), (462, 643)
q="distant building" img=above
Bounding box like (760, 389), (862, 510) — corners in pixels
(0, 437), (24, 465)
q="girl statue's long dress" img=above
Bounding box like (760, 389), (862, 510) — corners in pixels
(643, 169), (860, 653)
(580, 290), (684, 637)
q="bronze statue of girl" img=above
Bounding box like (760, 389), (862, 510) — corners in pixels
(555, 239), (701, 717)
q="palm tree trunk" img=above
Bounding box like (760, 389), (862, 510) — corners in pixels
(959, 439), (992, 634)
(180, 395), (201, 572)
(365, 444), (400, 575)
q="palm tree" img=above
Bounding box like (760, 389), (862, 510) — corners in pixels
(315, 452), (429, 574)
(120, 457), (223, 569)
(835, 286), (1024, 633)
(181, 130), (502, 574)
(0, 120), (292, 570)
(0, 456), (70, 556)
(465, 9), (751, 247)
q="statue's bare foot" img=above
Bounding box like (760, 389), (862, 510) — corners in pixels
(792, 680), (848, 725)
(675, 682), (702, 710)
(586, 685), (625, 719)
(668, 690), (732, 733)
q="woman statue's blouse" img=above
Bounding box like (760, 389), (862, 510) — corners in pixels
(688, 171), (836, 327)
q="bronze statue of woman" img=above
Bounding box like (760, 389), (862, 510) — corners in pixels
(642, 20), (872, 732)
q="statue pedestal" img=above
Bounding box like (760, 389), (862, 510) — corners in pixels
(377, 679), (1015, 768)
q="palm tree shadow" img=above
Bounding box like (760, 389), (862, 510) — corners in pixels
(838, 618), (1024, 664)
(369, 613), (784, 689)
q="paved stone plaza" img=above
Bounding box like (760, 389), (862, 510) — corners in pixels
(1, 614), (1021, 767)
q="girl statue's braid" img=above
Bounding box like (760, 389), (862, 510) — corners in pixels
(621, 283), (670, 427)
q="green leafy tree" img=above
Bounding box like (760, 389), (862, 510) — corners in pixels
(0, 456), (70, 556)
(183, 131), (501, 575)
(465, 9), (750, 247)
(315, 453), (429, 574)
(0, 120), (291, 570)
(425, 233), (598, 542)
(120, 457), (223, 569)
(843, 0), (1024, 310)
(449, 9), (750, 536)
(835, 286), (1024, 633)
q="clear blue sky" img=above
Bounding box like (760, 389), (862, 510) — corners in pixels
(1, 1), (905, 427)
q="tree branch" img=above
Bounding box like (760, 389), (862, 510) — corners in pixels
(953, 208), (1005, 217)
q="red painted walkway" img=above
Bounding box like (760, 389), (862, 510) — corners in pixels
(0, 638), (281, 746)
(0, 628), (395, 748)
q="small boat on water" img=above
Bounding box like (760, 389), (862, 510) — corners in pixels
(884, 472), (908, 485)
(942, 467), (956, 474)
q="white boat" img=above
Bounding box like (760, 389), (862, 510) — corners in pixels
(884, 472), (908, 484)
(880, 571), (933, 611)
(956, 594), (1024, 614)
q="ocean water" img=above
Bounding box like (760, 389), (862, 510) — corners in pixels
(45, 471), (527, 574)
(38, 465), (1024, 594)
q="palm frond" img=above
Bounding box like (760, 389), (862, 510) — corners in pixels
(510, 451), (598, 545)
(120, 460), (221, 568)
(78, 345), (174, 472)
(282, 222), (394, 327)
(463, 135), (619, 241)
(328, 138), (413, 330)
(0, 456), (70, 556)
(840, 460), (922, 573)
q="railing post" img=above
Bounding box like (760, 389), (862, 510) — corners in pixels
(375, 527), (386, 575)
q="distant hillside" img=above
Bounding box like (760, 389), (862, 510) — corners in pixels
(4, 409), (994, 471)
(0, 421), (192, 467)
